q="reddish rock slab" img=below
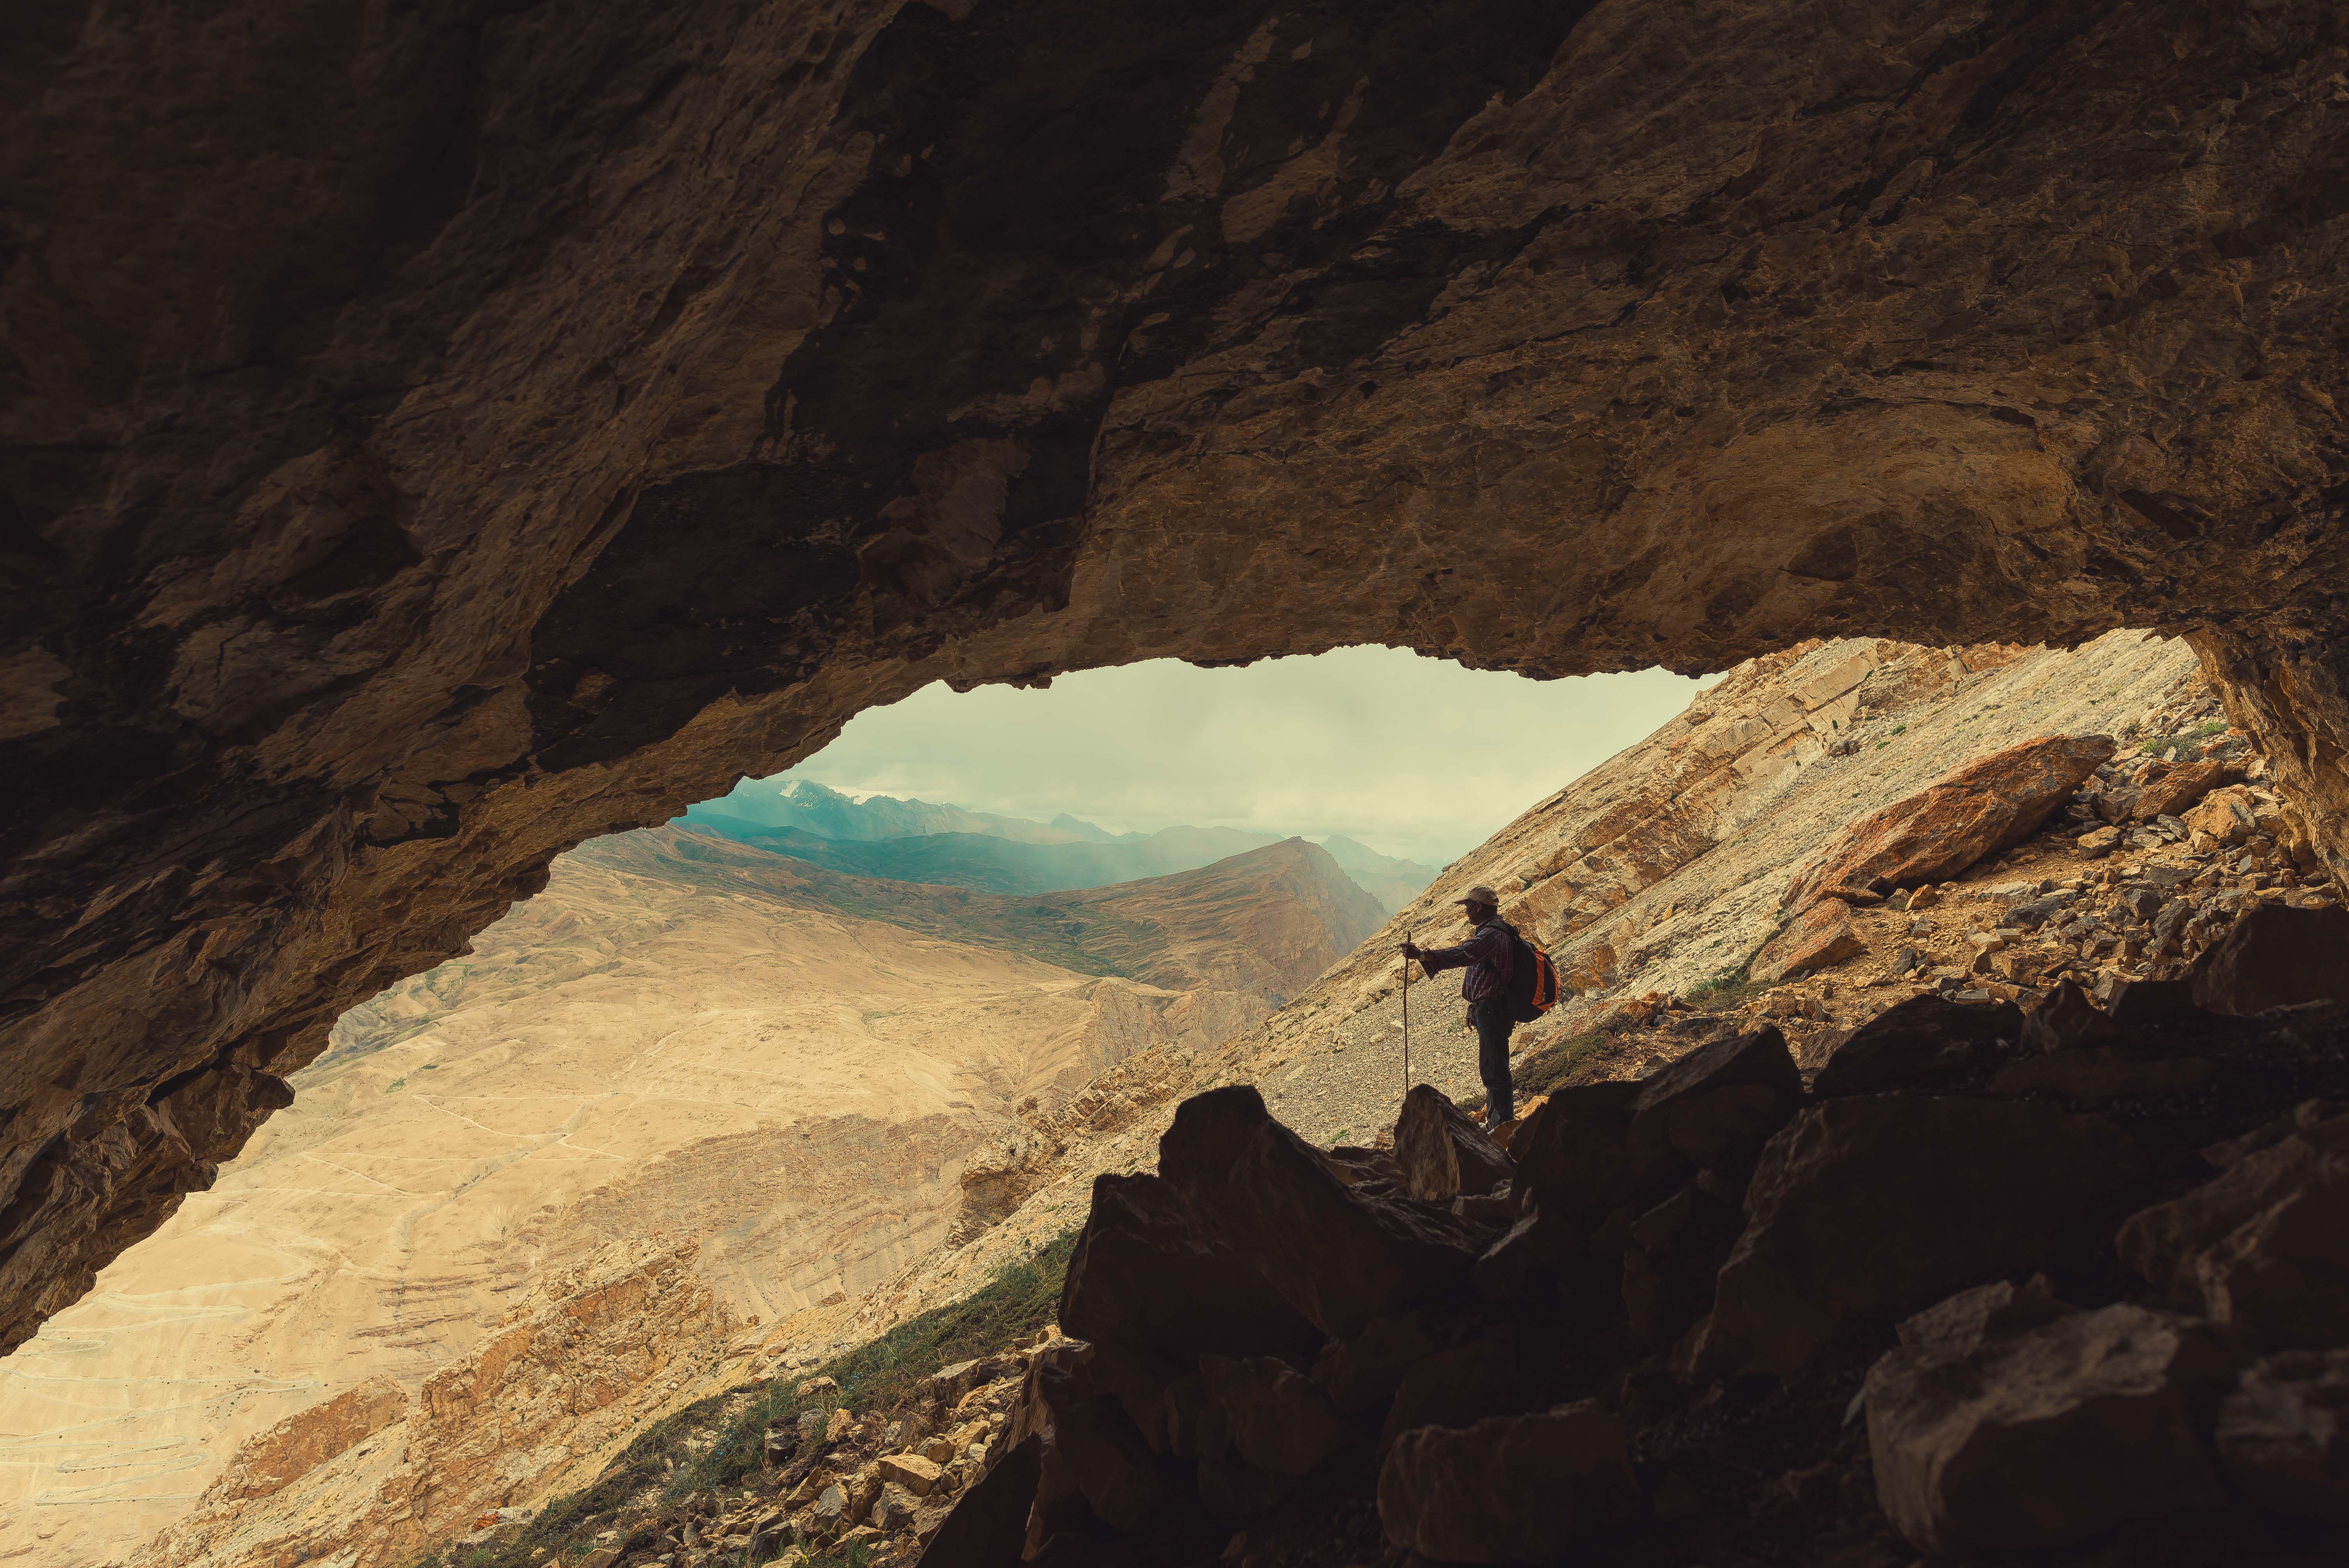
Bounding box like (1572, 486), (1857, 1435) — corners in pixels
(1750, 898), (1865, 984)
(1158, 1087), (1483, 1340)
(2187, 903), (2349, 1016)
(1392, 1084), (1514, 1203)
(1866, 1301), (2241, 1557)
(1685, 1096), (2146, 1378)
(1785, 734), (2117, 911)
(2130, 758), (2238, 821)
(1377, 1402), (1638, 1563)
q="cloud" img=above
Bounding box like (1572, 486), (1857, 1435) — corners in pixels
(742, 647), (1707, 865)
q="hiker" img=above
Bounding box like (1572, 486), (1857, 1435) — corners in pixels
(1401, 884), (1520, 1130)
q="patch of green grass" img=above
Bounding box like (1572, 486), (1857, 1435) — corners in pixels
(385, 1077), (406, 1092)
(1685, 963), (1766, 1014)
(405, 1230), (1077, 1568)
(1515, 1031), (1611, 1099)
(2134, 723), (2231, 764)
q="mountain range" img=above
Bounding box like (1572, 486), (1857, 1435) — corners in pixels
(680, 779), (1438, 911)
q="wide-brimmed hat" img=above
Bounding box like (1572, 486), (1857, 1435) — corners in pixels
(1455, 884), (1500, 908)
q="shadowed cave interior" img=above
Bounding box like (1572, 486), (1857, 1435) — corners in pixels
(5, 2), (2349, 1559)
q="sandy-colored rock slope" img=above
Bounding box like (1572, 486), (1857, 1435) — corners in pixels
(1227, 630), (2210, 1137)
(0, 837), (1268, 1568)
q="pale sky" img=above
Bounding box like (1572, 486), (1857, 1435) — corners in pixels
(755, 647), (1709, 866)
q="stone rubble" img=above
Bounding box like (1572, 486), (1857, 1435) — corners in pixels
(901, 904), (2349, 1564)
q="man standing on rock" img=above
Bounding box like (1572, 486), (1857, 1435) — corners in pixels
(1402, 885), (1518, 1130)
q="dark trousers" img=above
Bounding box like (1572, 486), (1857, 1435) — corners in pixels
(1469, 998), (1517, 1125)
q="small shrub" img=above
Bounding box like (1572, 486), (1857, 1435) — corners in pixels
(1685, 963), (1766, 1014)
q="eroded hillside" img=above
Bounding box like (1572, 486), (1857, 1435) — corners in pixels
(0, 832), (1373, 1568)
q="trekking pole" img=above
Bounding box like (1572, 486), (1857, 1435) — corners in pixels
(1401, 930), (1412, 1098)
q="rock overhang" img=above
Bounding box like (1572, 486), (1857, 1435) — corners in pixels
(5, 0), (2349, 1350)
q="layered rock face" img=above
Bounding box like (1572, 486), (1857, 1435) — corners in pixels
(8, 0), (2349, 1357)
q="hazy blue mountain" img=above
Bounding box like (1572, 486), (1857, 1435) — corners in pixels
(681, 815), (1294, 898)
(1317, 834), (1442, 912)
(686, 778), (1089, 845)
(681, 778), (1431, 910)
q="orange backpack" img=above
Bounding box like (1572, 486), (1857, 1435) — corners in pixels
(1505, 925), (1561, 1022)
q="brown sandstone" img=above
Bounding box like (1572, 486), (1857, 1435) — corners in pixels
(1748, 897), (1866, 983)
(12, 2), (2349, 1354)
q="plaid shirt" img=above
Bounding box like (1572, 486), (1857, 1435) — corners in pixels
(1417, 919), (1516, 1003)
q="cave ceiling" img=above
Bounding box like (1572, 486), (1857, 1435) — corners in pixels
(4, 0), (2349, 1351)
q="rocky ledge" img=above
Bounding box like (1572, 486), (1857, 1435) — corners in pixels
(908, 925), (2349, 1566)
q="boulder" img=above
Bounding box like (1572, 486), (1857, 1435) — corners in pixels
(2183, 786), (2259, 848)
(2187, 903), (2349, 1015)
(873, 1481), (920, 1533)
(1322, 1144), (1403, 1188)
(1813, 993), (2022, 1097)
(913, 1433), (1040, 1568)
(1392, 1084), (1514, 1202)
(1686, 1096), (2147, 1378)
(1057, 1169), (1319, 1408)
(2217, 1349), (2349, 1525)
(1625, 1026), (1804, 1172)
(1865, 1301), (2242, 1557)
(1988, 1049), (2213, 1104)
(1378, 1337), (1527, 1449)
(1750, 898), (1865, 984)
(1311, 1312), (1437, 1417)
(1027, 1346), (1202, 1542)
(2076, 824), (2121, 857)
(1786, 734), (2116, 910)
(1621, 1178), (1746, 1343)
(1199, 1354), (1358, 1475)
(1467, 1206), (1584, 1304)
(2116, 1104), (2349, 1349)
(1508, 1081), (1645, 1228)
(1377, 1402), (1639, 1562)
(877, 1452), (942, 1497)
(2020, 979), (2120, 1054)
(824, 1408), (855, 1443)
(1157, 1087), (1484, 1339)
(2130, 759), (2236, 821)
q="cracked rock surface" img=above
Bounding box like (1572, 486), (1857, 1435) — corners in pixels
(8, 0), (2349, 1350)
